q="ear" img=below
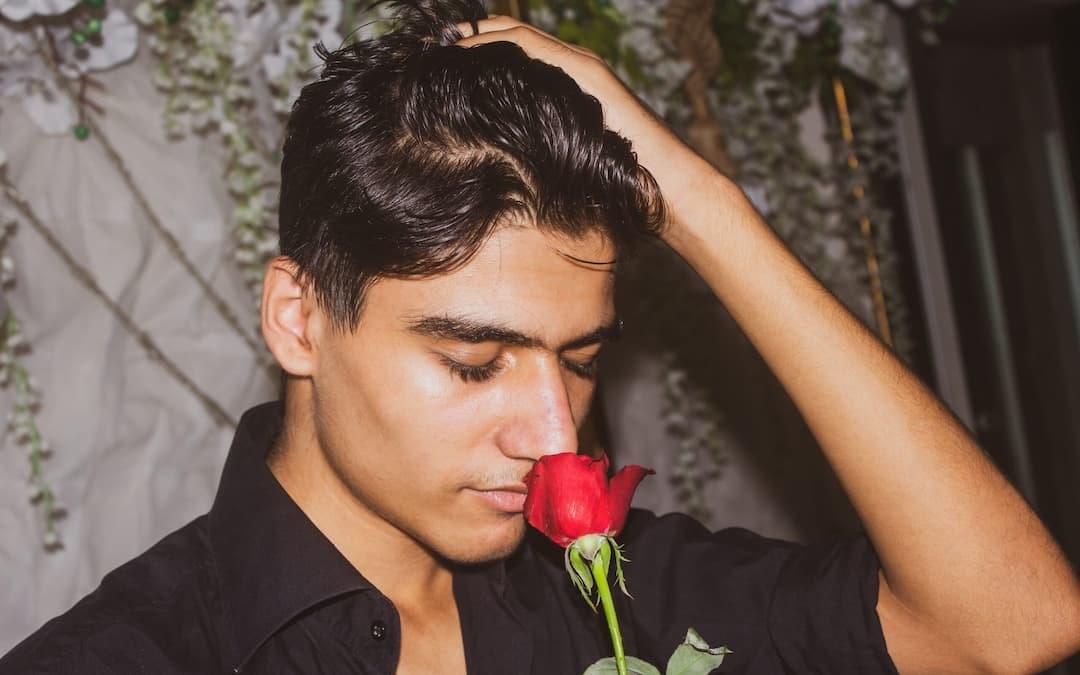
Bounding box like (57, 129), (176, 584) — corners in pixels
(261, 257), (318, 377)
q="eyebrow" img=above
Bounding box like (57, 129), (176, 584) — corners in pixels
(405, 314), (622, 352)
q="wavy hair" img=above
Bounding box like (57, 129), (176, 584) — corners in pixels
(278, 0), (667, 331)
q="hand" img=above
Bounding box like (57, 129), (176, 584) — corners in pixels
(453, 15), (658, 151)
(452, 15), (735, 247)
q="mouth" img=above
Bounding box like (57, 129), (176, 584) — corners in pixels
(466, 485), (528, 513)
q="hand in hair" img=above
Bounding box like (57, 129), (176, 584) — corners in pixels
(451, 14), (725, 245)
(461, 15), (1080, 675)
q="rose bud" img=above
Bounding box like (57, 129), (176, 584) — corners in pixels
(523, 452), (654, 548)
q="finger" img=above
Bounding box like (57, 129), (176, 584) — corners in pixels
(453, 24), (541, 48)
(455, 28), (598, 70)
(453, 14), (524, 36)
(453, 21), (595, 60)
(453, 16), (537, 42)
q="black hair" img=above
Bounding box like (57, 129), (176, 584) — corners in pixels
(278, 0), (667, 331)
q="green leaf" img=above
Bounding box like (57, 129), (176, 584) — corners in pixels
(664, 628), (733, 675)
(583, 656), (662, 675)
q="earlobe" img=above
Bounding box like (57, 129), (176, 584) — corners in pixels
(261, 257), (317, 377)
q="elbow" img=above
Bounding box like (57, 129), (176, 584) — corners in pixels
(974, 587), (1080, 675)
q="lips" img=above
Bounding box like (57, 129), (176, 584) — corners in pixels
(469, 485), (528, 513)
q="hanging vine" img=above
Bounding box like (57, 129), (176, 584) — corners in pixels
(533, 0), (952, 522)
(0, 0), (956, 543)
(0, 194), (63, 549)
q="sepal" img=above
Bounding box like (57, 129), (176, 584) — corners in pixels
(611, 540), (632, 598)
(565, 544), (598, 612)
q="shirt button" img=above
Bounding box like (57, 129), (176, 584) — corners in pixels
(370, 619), (387, 641)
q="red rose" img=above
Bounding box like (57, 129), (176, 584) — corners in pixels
(523, 452), (654, 548)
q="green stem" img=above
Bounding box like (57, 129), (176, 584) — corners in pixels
(591, 548), (627, 675)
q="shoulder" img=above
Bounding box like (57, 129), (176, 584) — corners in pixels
(620, 507), (801, 572)
(616, 507), (805, 610)
(0, 516), (222, 674)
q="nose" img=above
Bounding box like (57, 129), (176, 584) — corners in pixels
(499, 354), (579, 461)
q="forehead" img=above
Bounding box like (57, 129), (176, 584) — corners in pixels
(363, 225), (617, 338)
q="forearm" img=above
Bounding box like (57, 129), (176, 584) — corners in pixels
(655, 157), (1080, 669)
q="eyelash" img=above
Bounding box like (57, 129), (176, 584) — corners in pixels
(440, 354), (600, 383)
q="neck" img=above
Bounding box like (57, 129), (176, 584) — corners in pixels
(268, 383), (454, 611)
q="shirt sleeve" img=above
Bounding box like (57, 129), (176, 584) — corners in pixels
(619, 509), (899, 675)
(766, 527), (898, 674)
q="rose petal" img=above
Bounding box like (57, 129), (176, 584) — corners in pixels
(605, 464), (655, 537)
(524, 452), (609, 547)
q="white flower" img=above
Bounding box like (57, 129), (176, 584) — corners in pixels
(55, 9), (139, 73)
(530, 5), (557, 31)
(612, 0), (662, 25)
(877, 47), (909, 93)
(43, 529), (60, 548)
(262, 50), (289, 82)
(766, 0), (828, 35)
(0, 0), (79, 22)
(229, 0), (281, 68)
(5, 330), (25, 351)
(234, 247), (257, 264)
(255, 236), (278, 256)
(132, 0), (154, 26)
(271, 95), (293, 115)
(824, 236), (849, 261)
(621, 25), (663, 62)
(1, 10), (139, 134)
(19, 78), (77, 134)
(772, 0), (830, 19)
(219, 116), (237, 137)
(0, 22), (44, 96)
(257, 0), (341, 88)
(225, 81), (252, 103)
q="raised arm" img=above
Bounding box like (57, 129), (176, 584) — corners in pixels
(655, 159), (1080, 675)
(456, 16), (1080, 674)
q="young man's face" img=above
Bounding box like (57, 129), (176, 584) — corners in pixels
(309, 225), (618, 564)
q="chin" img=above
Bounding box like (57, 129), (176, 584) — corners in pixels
(436, 516), (527, 565)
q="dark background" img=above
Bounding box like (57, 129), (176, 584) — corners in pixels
(906, 1), (1080, 672)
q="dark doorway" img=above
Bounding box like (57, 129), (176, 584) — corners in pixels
(907, 2), (1080, 672)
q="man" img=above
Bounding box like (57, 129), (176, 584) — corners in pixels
(4, 1), (1079, 673)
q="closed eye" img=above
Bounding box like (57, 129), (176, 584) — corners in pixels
(439, 354), (505, 383)
(439, 353), (601, 384)
(561, 356), (600, 380)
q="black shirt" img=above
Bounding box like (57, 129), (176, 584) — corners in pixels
(1, 402), (899, 674)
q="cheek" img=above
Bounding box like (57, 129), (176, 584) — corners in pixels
(354, 347), (502, 455)
(567, 377), (598, 420)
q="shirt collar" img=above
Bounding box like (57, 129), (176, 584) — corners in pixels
(207, 401), (371, 672)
